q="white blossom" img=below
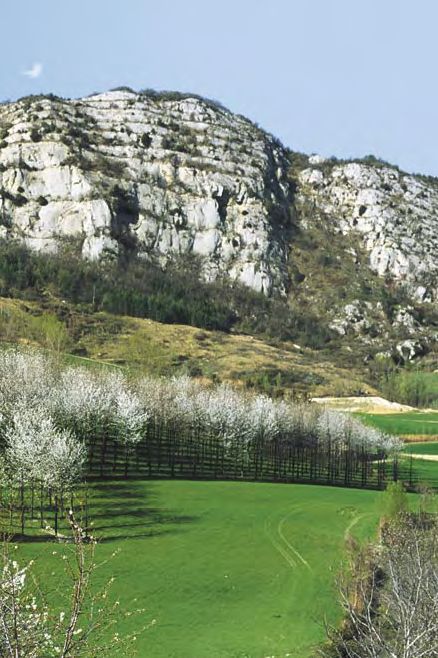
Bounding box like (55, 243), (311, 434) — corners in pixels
(4, 406), (86, 491)
(0, 347), (402, 483)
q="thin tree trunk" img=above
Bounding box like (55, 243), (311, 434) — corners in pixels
(20, 481), (25, 537)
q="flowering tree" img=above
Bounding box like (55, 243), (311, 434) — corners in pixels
(0, 348), (56, 414)
(0, 551), (55, 657)
(104, 373), (149, 475)
(0, 512), (143, 658)
(4, 408), (86, 535)
(53, 366), (111, 432)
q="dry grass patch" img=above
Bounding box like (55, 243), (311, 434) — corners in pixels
(0, 296), (374, 397)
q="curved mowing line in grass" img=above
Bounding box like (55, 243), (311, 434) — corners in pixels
(264, 514), (298, 569)
(265, 505), (367, 574)
(344, 513), (370, 540)
(278, 511), (312, 571)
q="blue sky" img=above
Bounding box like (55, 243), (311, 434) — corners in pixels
(1, 0), (437, 175)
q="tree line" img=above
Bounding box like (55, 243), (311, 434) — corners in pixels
(0, 348), (405, 537)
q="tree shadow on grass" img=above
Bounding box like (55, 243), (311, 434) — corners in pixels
(86, 479), (199, 542)
(4, 533), (59, 544)
(8, 480), (199, 543)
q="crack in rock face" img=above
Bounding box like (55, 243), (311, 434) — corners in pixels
(0, 90), (293, 295)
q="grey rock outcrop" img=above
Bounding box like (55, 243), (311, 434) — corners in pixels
(297, 161), (438, 301)
(1, 89), (438, 311)
(0, 90), (292, 294)
(395, 338), (425, 362)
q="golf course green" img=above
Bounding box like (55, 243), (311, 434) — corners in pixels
(402, 441), (438, 455)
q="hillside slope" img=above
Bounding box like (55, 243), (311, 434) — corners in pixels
(0, 296), (376, 398)
(0, 88), (436, 372)
(297, 158), (438, 302)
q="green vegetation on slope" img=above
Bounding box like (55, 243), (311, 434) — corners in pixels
(357, 411), (438, 437)
(377, 369), (438, 409)
(0, 297), (375, 398)
(0, 240), (334, 349)
(18, 480), (382, 658)
(0, 239), (436, 403)
(0, 233), (436, 406)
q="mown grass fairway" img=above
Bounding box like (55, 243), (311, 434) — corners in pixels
(402, 441), (438, 455)
(357, 411), (438, 437)
(400, 458), (438, 488)
(18, 481), (382, 658)
(399, 442), (438, 488)
(358, 414), (438, 488)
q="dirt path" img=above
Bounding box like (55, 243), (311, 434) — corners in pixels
(310, 396), (415, 414)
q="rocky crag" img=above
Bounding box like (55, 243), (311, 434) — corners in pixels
(297, 157), (438, 303)
(0, 89), (292, 295)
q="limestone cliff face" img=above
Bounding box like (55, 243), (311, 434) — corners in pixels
(0, 90), (292, 294)
(297, 160), (438, 302)
(1, 90), (438, 307)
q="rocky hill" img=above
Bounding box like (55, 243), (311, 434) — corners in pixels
(0, 89), (292, 295)
(297, 157), (438, 302)
(0, 88), (437, 367)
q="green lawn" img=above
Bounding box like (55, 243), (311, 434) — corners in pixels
(400, 458), (438, 489)
(399, 442), (438, 489)
(357, 416), (438, 489)
(18, 480), (383, 658)
(357, 412), (438, 437)
(402, 441), (438, 455)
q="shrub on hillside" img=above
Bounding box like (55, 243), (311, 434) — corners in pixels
(0, 240), (335, 346)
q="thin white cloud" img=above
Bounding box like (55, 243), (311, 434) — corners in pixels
(22, 62), (43, 79)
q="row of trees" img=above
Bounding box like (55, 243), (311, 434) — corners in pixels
(0, 348), (401, 457)
(0, 348), (403, 537)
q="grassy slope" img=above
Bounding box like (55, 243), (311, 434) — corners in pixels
(357, 411), (438, 437)
(19, 480), (382, 658)
(0, 296), (375, 398)
(401, 442), (438, 455)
